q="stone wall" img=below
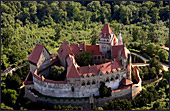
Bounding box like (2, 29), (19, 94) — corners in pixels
(33, 75), (100, 98)
(95, 87), (132, 107)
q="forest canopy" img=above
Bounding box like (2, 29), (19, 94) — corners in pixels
(1, 1), (169, 71)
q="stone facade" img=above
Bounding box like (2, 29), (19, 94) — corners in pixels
(25, 24), (143, 101)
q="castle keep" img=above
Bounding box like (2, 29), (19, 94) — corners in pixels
(24, 24), (142, 99)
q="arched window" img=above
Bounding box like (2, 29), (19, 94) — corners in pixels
(92, 80), (95, 84)
(106, 77), (109, 82)
(87, 81), (90, 85)
(71, 86), (74, 92)
(116, 75), (119, 79)
(110, 77), (113, 81)
(81, 81), (85, 86)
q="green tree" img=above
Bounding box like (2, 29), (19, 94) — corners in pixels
(90, 29), (99, 45)
(1, 103), (13, 110)
(50, 66), (65, 80)
(76, 51), (94, 66)
(98, 107), (104, 110)
(159, 6), (169, 21)
(120, 6), (132, 24)
(99, 82), (111, 97)
(1, 89), (18, 106)
(145, 43), (157, 57)
(150, 57), (163, 73)
(149, 67), (157, 79)
(5, 74), (22, 90)
(150, 7), (160, 23)
(157, 49), (169, 62)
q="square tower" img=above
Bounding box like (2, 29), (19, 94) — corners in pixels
(98, 24), (118, 58)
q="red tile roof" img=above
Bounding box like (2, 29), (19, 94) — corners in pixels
(120, 78), (133, 86)
(28, 44), (44, 64)
(66, 55), (80, 78)
(100, 24), (113, 39)
(78, 61), (122, 76)
(57, 40), (73, 59)
(85, 45), (102, 55)
(111, 45), (130, 58)
(70, 43), (85, 56)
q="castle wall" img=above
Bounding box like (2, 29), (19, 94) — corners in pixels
(131, 67), (142, 99)
(79, 70), (128, 90)
(33, 76), (99, 98)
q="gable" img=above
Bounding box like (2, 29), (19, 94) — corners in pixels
(57, 40), (73, 59)
(28, 44), (44, 65)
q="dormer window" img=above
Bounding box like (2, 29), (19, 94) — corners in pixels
(104, 33), (106, 37)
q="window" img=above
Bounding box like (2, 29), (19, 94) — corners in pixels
(110, 77), (113, 81)
(98, 56), (100, 60)
(102, 56), (104, 59)
(100, 73), (102, 76)
(87, 81), (90, 85)
(71, 86), (74, 92)
(116, 76), (118, 79)
(94, 56), (97, 60)
(106, 78), (109, 82)
(104, 33), (106, 37)
(106, 71), (109, 74)
(92, 80), (95, 84)
(82, 82), (85, 86)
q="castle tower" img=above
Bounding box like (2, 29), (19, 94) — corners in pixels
(118, 33), (123, 45)
(98, 24), (114, 55)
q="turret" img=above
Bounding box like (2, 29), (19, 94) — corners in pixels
(98, 24), (114, 54)
(118, 33), (123, 45)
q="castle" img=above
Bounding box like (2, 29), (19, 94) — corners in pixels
(24, 24), (142, 99)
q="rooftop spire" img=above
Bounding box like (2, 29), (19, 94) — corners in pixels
(118, 32), (123, 45)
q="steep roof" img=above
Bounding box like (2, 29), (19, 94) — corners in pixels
(70, 43), (85, 56)
(111, 45), (130, 59)
(113, 34), (118, 45)
(85, 45), (102, 55)
(120, 78), (133, 86)
(118, 33), (123, 45)
(100, 24), (113, 39)
(66, 55), (80, 78)
(57, 40), (73, 59)
(28, 44), (44, 64)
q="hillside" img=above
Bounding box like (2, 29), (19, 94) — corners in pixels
(1, 1), (169, 110)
